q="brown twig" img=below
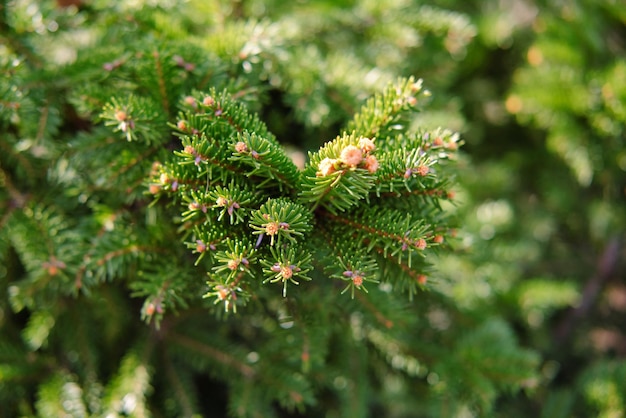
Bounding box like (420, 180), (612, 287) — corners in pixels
(554, 235), (622, 344)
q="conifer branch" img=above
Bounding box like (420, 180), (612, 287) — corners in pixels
(355, 292), (394, 329)
(151, 50), (171, 116)
(376, 247), (429, 298)
(0, 140), (36, 181)
(0, 11), (42, 69)
(35, 103), (50, 143)
(0, 167), (28, 228)
(168, 332), (256, 378)
(5, 1), (612, 415)
(230, 131), (300, 193)
(344, 77), (428, 139)
(162, 350), (196, 417)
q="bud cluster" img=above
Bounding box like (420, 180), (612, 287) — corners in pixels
(317, 137), (379, 177)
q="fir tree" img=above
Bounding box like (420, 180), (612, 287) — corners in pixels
(6, 0), (624, 417)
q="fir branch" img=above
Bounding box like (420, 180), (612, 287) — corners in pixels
(204, 270), (250, 313)
(355, 292), (394, 329)
(161, 350), (196, 417)
(299, 134), (377, 213)
(101, 95), (168, 144)
(168, 332), (256, 378)
(184, 224), (224, 266)
(109, 147), (161, 190)
(176, 89), (275, 143)
(230, 131), (300, 193)
(199, 182), (259, 225)
(151, 50), (171, 116)
(260, 245), (313, 297)
(343, 77), (428, 139)
(211, 238), (257, 284)
(315, 225), (379, 298)
(375, 246), (430, 299)
(0, 166), (29, 228)
(249, 198), (312, 247)
(322, 208), (432, 262)
(101, 348), (154, 418)
(35, 102), (50, 143)
(35, 372), (88, 417)
(22, 309), (56, 351)
(73, 210), (169, 290)
(0, 9), (42, 69)
(0, 138), (37, 183)
(5, 1), (614, 416)
(372, 147), (435, 195)
(173, 134), (241, 186)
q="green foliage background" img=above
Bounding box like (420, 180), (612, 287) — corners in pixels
(1, 0), (625, 417)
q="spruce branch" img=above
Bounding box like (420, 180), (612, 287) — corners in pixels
(344, 77), (429, 140)
(211, 238), (257, 282)
(168, 332), (256, 378)
(101, 95), (167, 144)
(174, 89), (275, 142)
(129, 261), (196, 327)
(322, 208), (431, 266)
(230, 131), (300, 193)
(334, 253), (379, 299)
(315, 227), (380, 299)
(184, 224), (225, 266)
(261, 246), (313, 297)
(299, 132), (377, 214)
(101, 348), (153, 418)
(150, 50), (171, 116)
(35, 371), (88, 418)
(204, 270), (250, 313)
(0, 133), (39, 185)
(171, 132), (239, 185)
(249, 198), (312, 246)
(1, 1), (586, 415)
(153, 76), (460, 309)
(0, 165), (29, 227)
(377, 249), (431, 299)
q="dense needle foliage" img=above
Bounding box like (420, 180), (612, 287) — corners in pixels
(1, 0), (625, 417)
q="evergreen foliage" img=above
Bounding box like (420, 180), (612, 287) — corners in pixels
(1, 0), (625, 417)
